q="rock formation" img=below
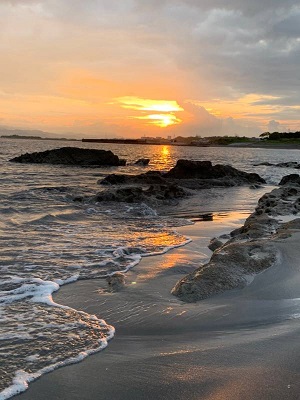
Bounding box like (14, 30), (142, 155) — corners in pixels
(10, 147), (126, 167)
(254, 161), (300, 169)
(99, 160), (265, 189)
(172, 175), (300, 302)
(93, 184), (188, 203)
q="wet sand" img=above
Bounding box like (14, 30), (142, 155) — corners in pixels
(15, 216), (300, 400)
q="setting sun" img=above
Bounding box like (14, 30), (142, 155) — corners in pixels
(115, 96), (184, 128)
(136, 113), (182, 128)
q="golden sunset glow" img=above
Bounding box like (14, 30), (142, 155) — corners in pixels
(113, 96), (184, 128)
(116, 97), (184, 112)
(0, 2), (299, 137)
(136, 113), (181, 128)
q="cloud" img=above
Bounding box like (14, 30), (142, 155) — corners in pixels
(0, 0), (299, 135)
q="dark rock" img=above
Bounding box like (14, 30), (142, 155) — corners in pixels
(208, 238), (223, 252)
(172, 241), (277, 302)
(250, 184), (262, 189)
(253, 162), (274, 166)
(172, 181), (300, 302)
(277, 162), (300, 168)
(255, 161), (300, 169)
(95, 187), (144, 203)
(99, 160), (265, 190)
(10, 147), (126, 167)
(279, 174), (300, 186)
(106, 272), (126, 291)
(135, 158), (150, 166)
(164, 160), (265, 184)
(99, 171), (166, 185)
(93, 184), (188, 203)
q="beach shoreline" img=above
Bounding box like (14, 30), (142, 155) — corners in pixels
(14, 213), (300, 400)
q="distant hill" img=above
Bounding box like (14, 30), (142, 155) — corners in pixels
(0, 127), (79, 140)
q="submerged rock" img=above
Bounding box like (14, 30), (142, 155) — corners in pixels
(254, 161), (300, 169)
(10, 147), (126, 167)
(93, 184), (188, 203)
(99, 171), (166, 185)
(135, 158), (150, 166)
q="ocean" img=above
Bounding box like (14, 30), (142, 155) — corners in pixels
(1, 138), (299, 399)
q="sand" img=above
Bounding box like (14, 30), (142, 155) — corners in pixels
(15, 215), (300, 400)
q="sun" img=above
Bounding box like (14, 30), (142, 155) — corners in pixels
(137, 113), (181, 128)
(115, 96), (184, 128)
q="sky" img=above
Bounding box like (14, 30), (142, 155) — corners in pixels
(0, 0), (299, 138)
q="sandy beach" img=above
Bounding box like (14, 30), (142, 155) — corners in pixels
(14, 213), (300, 400)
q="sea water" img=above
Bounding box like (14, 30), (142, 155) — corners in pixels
(1, 138), (299, 398)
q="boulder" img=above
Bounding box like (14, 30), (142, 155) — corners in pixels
(10, 147), (126, 167)
(106, 272), (126, 291)
(135, 158), (150, 166)
(208, 238), (223, 252)
(279, 174), (300, 186)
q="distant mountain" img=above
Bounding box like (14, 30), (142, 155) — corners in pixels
(0, 127), (80, 140)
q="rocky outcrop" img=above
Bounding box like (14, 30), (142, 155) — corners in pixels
(254, 161), (300, 169)
(164, 160), (265, 184)
(10, 147), (126, 167)
(172, 175), (300, 302)
(93, 184), (188, 203)
(100, 160), (265, 189)
(172, 241), (277, 302)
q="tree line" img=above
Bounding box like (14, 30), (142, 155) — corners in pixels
(260, 131), (300, 140)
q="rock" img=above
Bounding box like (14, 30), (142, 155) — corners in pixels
(100, 160), (265, 190)
(99, 171), (166, 185)
(253, 162), (274, 166)
(10, 147), (126, 167)
(250, 184), (262, 189)
(171, 241), (277, 302)
(106, 272), (126, 291)
(279, 174), (300, 186)
(93, 183), (188, 203)
(95, 187), (144, 203)
(254, 186), (300, 216)
(277, 162), (300, 168)
(208, 238), (223, 252)
(135, 158), (150, 166)
(164, 160), (265, 184)
(254, 161), (300, 169)
(172, 181), (300, 303)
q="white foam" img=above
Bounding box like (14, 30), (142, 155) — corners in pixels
(0, 321), (114, 400)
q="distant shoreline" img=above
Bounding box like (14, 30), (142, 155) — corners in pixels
(1, 135), (79, 141)
(2, 135), (300, 150)
(82, 138), (300, 150)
